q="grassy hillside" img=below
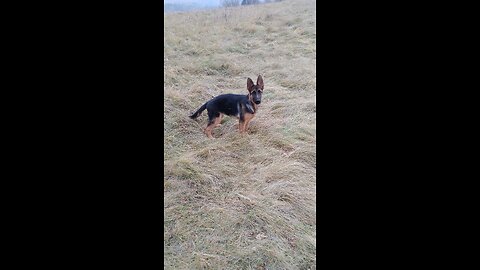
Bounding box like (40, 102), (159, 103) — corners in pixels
(164, 0), (316, 268)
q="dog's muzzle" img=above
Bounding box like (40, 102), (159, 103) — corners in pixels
(254, 100), (261, 104)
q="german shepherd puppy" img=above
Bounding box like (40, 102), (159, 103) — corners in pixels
(189, 75), (264, 138)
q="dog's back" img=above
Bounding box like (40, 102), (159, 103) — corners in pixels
(189, 94), (252, 119)
(207, 94), (249, 117)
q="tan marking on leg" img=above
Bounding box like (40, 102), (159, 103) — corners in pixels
(215, 114), (223, 127)
(238, 120), (245, 133)
(204, 125), (214, 138)
(243, 113), (255, 133)
(204, 115), (223, 138)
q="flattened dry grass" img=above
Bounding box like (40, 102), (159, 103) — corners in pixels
(164, 0), (316, 269)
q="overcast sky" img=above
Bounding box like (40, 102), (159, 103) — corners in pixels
(164, 0), (220, 5)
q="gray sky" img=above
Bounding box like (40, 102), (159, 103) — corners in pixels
(164, 0), (220, 5)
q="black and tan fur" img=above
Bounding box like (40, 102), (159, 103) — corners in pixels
(189, 75), (264, 138)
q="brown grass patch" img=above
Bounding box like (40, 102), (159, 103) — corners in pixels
(164, 0), (316, 269)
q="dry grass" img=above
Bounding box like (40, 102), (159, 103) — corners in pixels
(164, 0), (316, 269)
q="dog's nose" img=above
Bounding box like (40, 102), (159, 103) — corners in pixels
(254, 100), (261, 104)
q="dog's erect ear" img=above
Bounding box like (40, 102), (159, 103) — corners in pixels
(247, 78), (254, 92)
(257, 75), (264, 90)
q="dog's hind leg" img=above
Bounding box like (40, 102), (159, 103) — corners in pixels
(204, 113), (222, 138)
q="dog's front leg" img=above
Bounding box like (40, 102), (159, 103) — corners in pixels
(238, 121), (245, 133)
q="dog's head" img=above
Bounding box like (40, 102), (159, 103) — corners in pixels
(247, 75), (264, 105)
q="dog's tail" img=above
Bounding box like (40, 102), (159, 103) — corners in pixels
(189, 102), (208, 119)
